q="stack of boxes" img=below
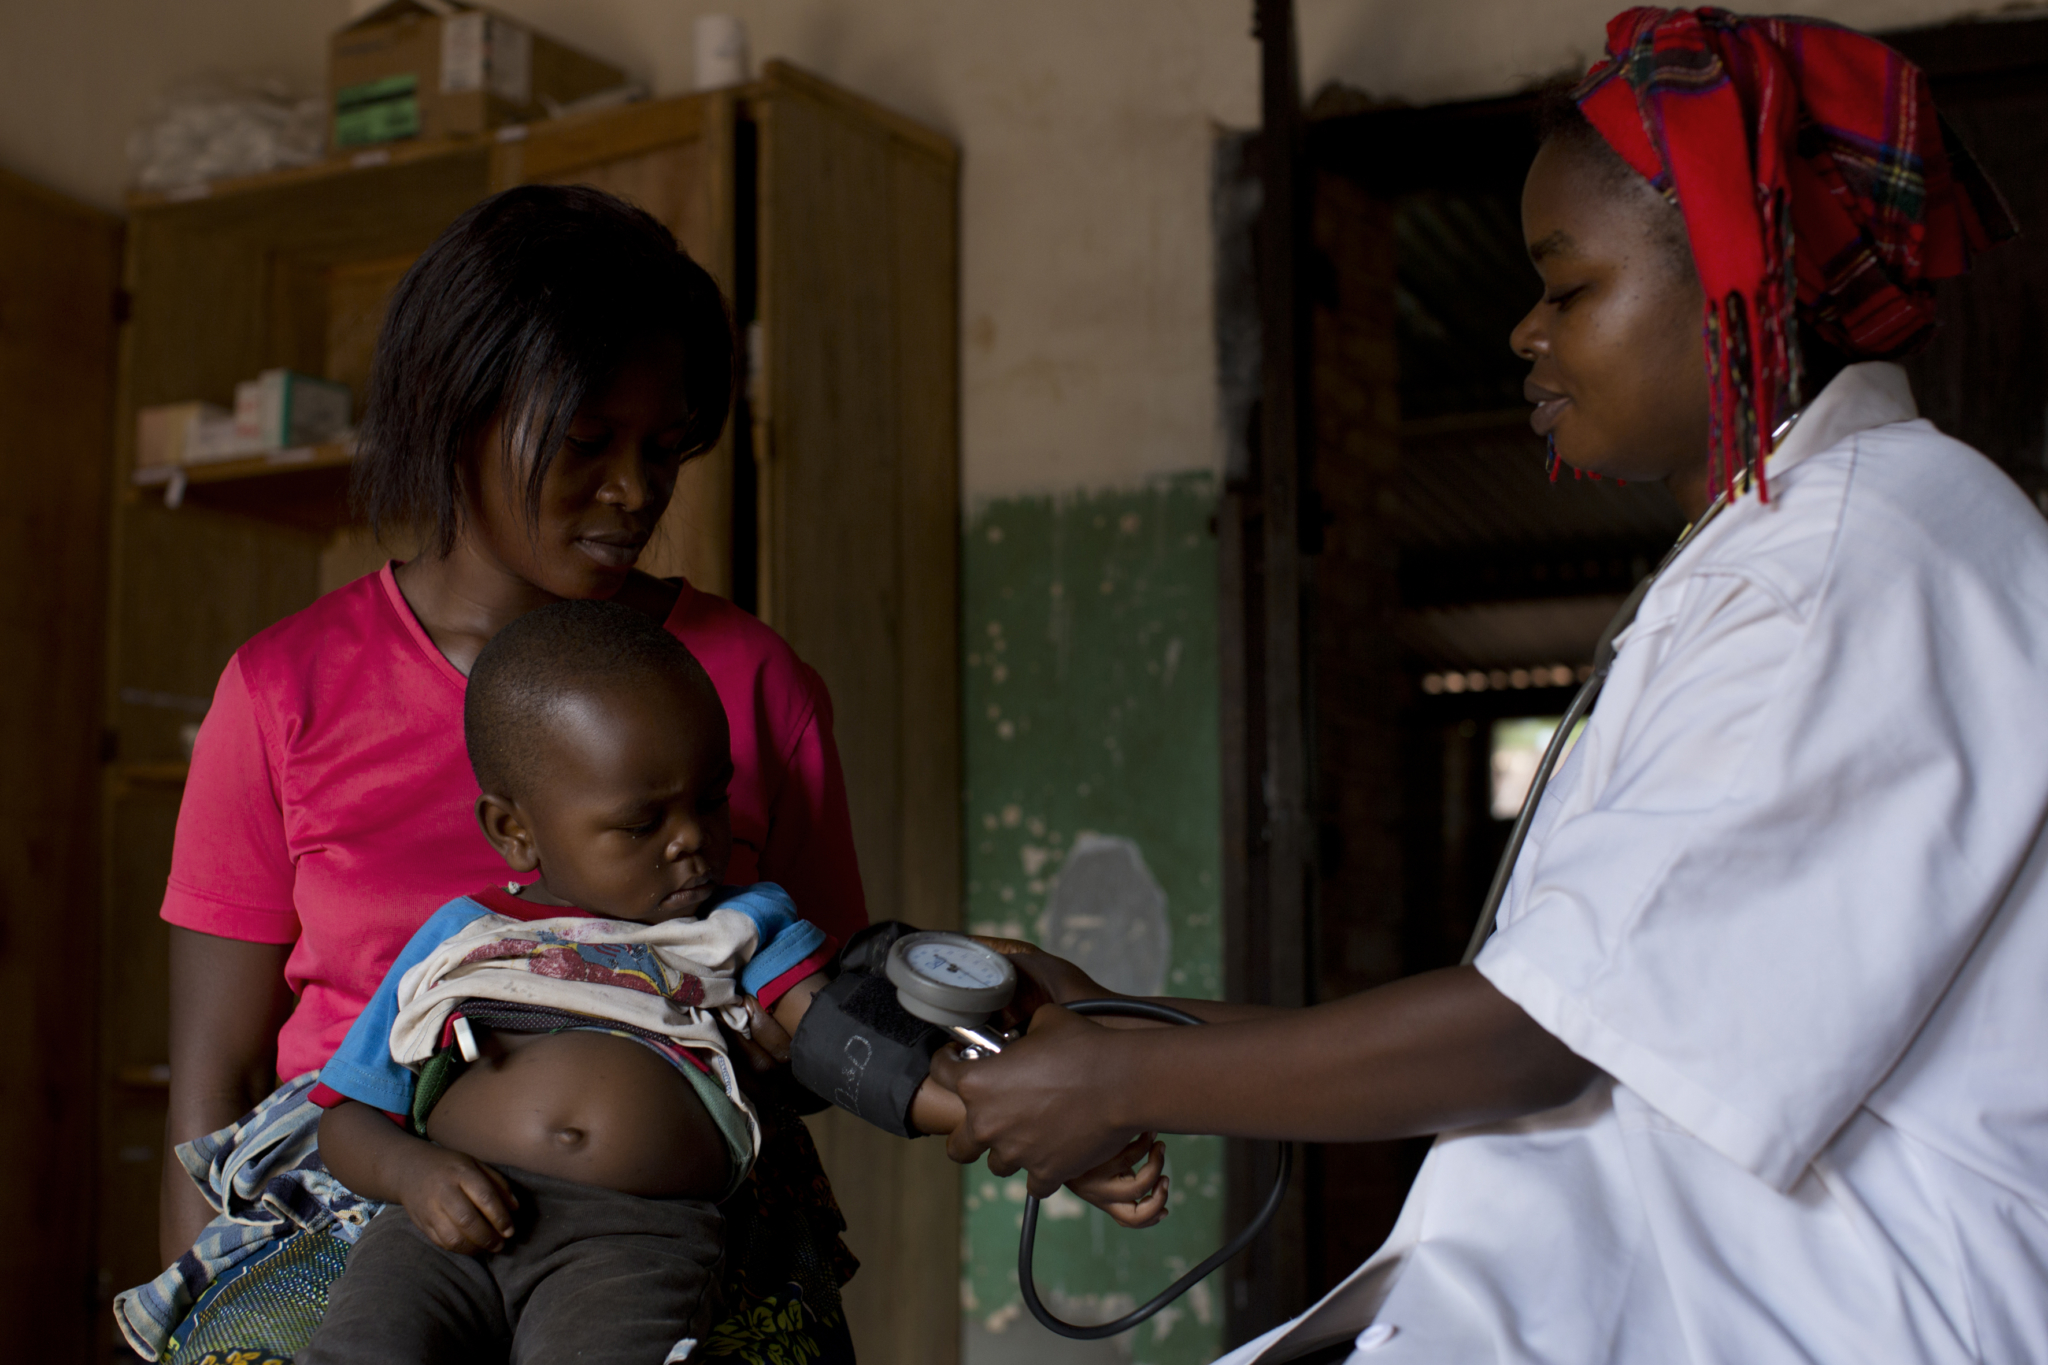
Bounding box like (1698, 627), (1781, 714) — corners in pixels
(331, 0), (629, 148)
(135, 370), (353, 474)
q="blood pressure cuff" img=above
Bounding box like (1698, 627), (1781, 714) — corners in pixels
(790, 936), (946, 1139)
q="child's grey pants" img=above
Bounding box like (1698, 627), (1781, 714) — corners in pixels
(298, 1166), (725, 1364)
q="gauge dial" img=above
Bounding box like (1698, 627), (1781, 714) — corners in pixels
(886, 931), (1018, 1029)
(904, 939), (1009, 989)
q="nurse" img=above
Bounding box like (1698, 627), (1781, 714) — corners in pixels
(936, 9), (2046, 1362)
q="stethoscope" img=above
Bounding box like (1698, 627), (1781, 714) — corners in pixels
(885, 932), (1292, 1341)
(894, 412), (1796, 1341)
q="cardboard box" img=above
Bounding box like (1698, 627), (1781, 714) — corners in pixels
(135, 401), (229, 471)
(331, 1), (628, 149)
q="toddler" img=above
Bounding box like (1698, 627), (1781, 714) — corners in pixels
(301, 599), (1162, 1363)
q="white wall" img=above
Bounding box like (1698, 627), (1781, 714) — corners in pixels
(0, 0), (2015, 501)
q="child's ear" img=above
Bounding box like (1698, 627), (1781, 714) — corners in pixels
(476, 793), (541, 872)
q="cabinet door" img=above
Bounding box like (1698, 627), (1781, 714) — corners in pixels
(754, 63), (962, 1365)
(0, 167), (121, 1354)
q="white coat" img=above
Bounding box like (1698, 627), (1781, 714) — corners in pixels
(1223, 363), (2048, 1364)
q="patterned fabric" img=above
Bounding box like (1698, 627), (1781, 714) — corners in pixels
(165, 1231), (351, 1365)
(1574, 7), (2014, 500)
(115, 1076), (859, 1363)
(698, 1096), (860, 1364)
(113, 1074), (384, 1361)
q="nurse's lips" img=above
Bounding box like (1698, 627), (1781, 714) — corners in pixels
(1525, 378), (1571, 437)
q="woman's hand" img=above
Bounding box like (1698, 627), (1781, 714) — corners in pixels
(727, 996), (794, 1073)
(1066, 1131), (1170, 1229)
(930, 1002), (1139, 1196)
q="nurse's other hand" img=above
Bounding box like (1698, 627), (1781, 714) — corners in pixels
(932, 1002), (1134, 1196)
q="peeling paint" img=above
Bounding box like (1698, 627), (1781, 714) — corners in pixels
(962, 473), (1223, 1365)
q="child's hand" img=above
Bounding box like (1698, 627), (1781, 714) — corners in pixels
(395, 1147), (520, 1254)
(1066, 1130), (1170, 1229)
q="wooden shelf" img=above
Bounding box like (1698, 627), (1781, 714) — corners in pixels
(132, 444), (354, 532)
(124, 131), (502, 210)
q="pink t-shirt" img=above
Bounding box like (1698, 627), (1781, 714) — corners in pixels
(163, 564), (867, 1079)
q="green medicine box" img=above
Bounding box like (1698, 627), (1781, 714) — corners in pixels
(334, 73), (421, 149)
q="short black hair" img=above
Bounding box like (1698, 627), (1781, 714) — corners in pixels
(465, 599), (723, 798)
(354, 184), (735, 556)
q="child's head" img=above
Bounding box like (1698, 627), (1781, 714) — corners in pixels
(354, 184), (735, 598)
(465, 599), (733, 922)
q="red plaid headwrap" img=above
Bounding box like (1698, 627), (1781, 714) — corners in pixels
(1575, 8), (2015, 500)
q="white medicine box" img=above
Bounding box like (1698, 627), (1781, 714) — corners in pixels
(231, 369), (353, 453)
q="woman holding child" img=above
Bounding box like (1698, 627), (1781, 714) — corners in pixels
(133, 187), (872, 1362)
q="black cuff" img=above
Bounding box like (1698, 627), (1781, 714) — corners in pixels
(789, 968), (946, 1138)
(834, 920), (922, 978)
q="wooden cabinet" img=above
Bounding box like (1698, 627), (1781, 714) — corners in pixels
(0, 167), (122, 1363)
(96, 62), (959, 1361)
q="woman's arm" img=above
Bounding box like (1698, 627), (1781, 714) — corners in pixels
(160, 928), (296, 1263)
(933, 965), (1598, 1195)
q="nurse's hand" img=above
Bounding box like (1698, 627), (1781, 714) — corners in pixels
(969, 938), (1114, 1029)
(932, 1002), (1138, 1196)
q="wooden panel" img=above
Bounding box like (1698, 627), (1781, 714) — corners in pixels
(326, 254), (417, 411)
(888, 146), (962, 939)
(509, 95), (714, 186)
(121, 151), (491, 418)
(757, 69), (962, 1365)
(0, 167), (121, 1356)
(521, 95), (737, 597)
(96, 789), (182, 1334)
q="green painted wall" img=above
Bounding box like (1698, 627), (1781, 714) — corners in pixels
(960, 473), (1225, 1365)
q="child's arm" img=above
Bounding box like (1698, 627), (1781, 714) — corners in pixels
(761, 973), (1171, 1228)
(318, 1100), (519, 1254)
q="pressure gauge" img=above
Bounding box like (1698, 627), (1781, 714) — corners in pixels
(886, 932), (1018, 1038)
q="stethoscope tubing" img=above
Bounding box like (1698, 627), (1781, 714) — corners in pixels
(1016, 998), (1295, 1341)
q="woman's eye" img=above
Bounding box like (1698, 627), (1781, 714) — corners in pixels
(568, 435), (608, 456)
(1545, 285), (1587, 309)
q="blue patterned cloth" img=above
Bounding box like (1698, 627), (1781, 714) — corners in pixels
(112, 1073), (385, 1361)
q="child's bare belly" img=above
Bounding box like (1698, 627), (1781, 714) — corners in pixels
(425, 1029), (730, 1198)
